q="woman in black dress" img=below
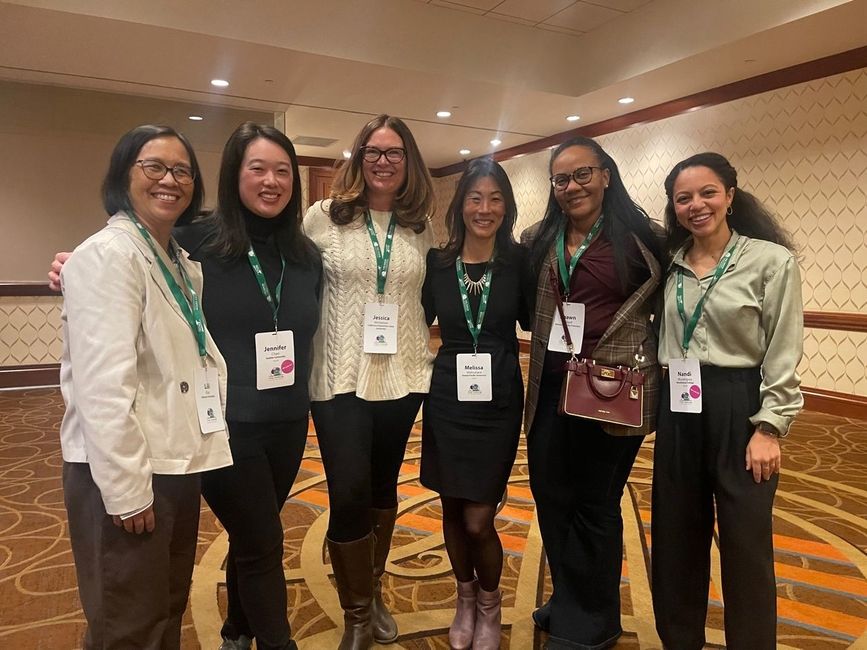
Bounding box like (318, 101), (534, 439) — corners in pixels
(421, 158), (529, 650)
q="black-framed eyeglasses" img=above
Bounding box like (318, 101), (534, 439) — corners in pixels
(549, 166), (604, 191)
(360, 147), (406, 164)
(135, 159), (196, 185)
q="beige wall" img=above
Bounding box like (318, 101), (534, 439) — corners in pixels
(431, 66), (867, 397)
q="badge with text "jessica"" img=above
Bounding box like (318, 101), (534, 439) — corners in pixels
(255, 330), (295, 390)
(456, 353), (492, 401)
(363, 302), (399, 354)
(548, 302), (585, 353)
(669, 357), (702, 413)
(195, 364), (226, 434)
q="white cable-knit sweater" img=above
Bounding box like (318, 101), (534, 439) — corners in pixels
(303, 200), (435, 401)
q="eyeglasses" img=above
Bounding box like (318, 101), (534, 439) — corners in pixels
(135, 159), (196, 185)
(549, 166), (604, 191)
(360, 147), (406, 164)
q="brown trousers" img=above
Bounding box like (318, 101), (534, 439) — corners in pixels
(63, 462), (201, 649)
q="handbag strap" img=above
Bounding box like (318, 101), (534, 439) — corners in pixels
(548, 264), (576, 355)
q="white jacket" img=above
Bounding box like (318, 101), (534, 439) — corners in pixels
(59, 213), (232, 516)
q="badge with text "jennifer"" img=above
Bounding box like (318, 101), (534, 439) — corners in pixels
(195, 364), (226, 434)
(456, 353), (492, 401)
(363, 302), (399, 354)
(547, 302), (585, 353)
(255, 330), (295, 390)
(668, 357), (702, 413)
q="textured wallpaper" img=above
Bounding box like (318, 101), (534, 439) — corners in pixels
(4, 67), (866, 395)
(431, 66), (867, 396)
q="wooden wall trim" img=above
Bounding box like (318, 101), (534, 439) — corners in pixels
(802, 387), (867, 421)
(0, 364), (60, 389)
(0, 282), (56, 297)
(430, 45), (867, 178)
(804, 310), (867, 333)
(299, 155), (339, 168)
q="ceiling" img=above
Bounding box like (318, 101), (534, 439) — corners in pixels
(0, 0), (865, 169)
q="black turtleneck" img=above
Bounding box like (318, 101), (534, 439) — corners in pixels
(174, 212), (321, 424)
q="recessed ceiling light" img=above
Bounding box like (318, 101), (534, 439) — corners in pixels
(437, 110), (452, 118)
(459, 148), (471, 156)
(342, 150), (352, 159)
(188, 115), (204, 121)
(618, 96), (635, 104)
(490, 139), (501, 146)
(566, 115), (580, 122)
(211, 79), (230, 88)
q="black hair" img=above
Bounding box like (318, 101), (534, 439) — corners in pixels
(434, 157), (520, 268)
(204, 121), (314, 263)
(528, 136), (663, 290)
(663, 152), (796, 256)
(102, 124), (203, 225)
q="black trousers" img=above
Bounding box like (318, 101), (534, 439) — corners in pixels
(651, 366), (778, 650)
(311, 392), (424, 542)
(528, 374), (643, 649)
(63, 463), (201, 650)
(201, 418), (308, 649)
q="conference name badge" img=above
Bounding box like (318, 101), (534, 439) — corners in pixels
(363, 302), (399, 354)
(548, 302), (585, 353)
(456, 353), (492, 402)
(255, 330), (295, 390)
(669, 357), (702, 413)
(195, 364), (226, 434)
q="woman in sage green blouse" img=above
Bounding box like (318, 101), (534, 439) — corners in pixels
(651, 152), (803, 650)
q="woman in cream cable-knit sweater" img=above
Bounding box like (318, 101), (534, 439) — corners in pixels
(302, 114), (435, 650)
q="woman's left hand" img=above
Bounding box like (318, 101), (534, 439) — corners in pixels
(745, 430), (781, 484)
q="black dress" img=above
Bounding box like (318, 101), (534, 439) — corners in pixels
(420, 247), (530, 504)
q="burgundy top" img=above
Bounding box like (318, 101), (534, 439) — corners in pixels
(544, 232), (641, 375)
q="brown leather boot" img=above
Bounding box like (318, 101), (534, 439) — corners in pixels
(370, 507), (399, 643)
(448, 579), (477, 650)
(473, 586), (502, 649)
(328, 534), (375, 650)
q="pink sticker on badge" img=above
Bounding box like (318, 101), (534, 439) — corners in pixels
(689, 385), (702, 399)
(281, 359), (295, 374)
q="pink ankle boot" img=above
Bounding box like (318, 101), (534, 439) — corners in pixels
(473, 586), (501, 649)
(449, 579), (477, 649)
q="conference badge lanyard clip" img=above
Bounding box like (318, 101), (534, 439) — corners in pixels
(248, 246), (295, 390)
(455, 256), (493, 402)
(129, 212), (224, 434)
(363, 212), (399, 354)
(669, 239), (738, 413)
(547, 216), (603, 353)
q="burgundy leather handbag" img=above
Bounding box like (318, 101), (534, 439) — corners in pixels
(548, 266), (644, 427)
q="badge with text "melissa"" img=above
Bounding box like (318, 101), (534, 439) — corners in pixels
(456, 353), (492, 401)
(255, 330), (295, 390)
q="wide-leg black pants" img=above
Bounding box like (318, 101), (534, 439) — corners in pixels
(651, 366), (778, 650)
(528, 374), (644, 649)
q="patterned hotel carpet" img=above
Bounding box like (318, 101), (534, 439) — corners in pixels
(0, 387), (865, 649)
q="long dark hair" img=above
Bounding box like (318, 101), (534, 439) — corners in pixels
(434, 157), (519, 269)
(329, 114), (433, 233)
(205, 122), (313, 263)
(663, 152), (796, 256)
(528, 136), (662, 290)
(102, 124), (203, 225)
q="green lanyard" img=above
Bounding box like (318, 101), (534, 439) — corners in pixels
(555, 215), (604, 296)
(455, 256), (493, 354)
(676, 239), (739, 356)
(247, 245), (286, 331)
(128, 213), (208, 359)
(364, 211), (396, 295)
